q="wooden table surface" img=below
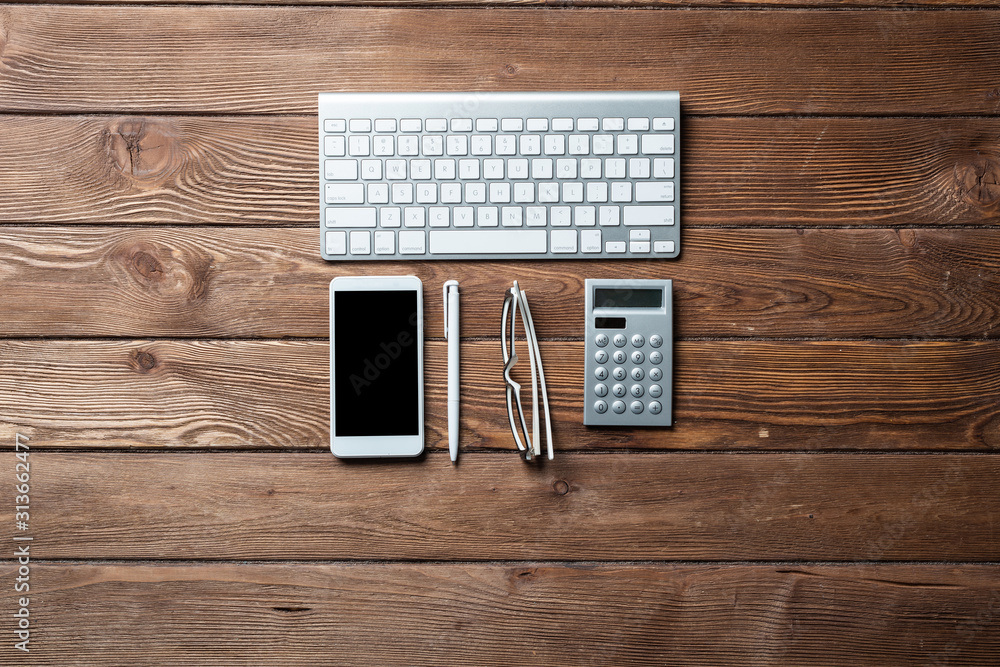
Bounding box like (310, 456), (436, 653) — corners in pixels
(2, 0), (999, 664)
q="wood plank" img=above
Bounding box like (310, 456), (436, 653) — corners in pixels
(2, 562), (998, 665)
(1, 8), (999, 115)
(9, 0), (1000, 7)
(2, 116), (999, 227)
(0, 227), (997, 340)
(8, 452), (1000, 560)
(3, 340), (999, 451)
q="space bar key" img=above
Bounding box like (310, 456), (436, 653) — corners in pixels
(429, 230), (548, 255)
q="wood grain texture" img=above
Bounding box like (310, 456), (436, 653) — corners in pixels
(2, 340), (999, 451)
(1, 8), (999, 114)
(0, 227), (998, 340)
(2, 562), (998, 665)
(2, 116), (999, 226)
(6, 452), (1000, 560)
(8, 0), (1000, 6)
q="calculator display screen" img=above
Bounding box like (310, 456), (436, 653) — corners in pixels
(594, 288), (662, 309)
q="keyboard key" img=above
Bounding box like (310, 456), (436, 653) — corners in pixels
(629, 158), (650, 179)
(653, 157), (675, 178)
(653, 117), (675, 131)
(350, 230), (371, 254)
(630, 241), (650, 253)
(477, 206), (498, 227)
(360, 160), (382, 180)
(368, 183), (389, 204)
(501, 118), (523, 132)
(404, 207), (426, 227)
(325, 230), (347, 255)
(489, 182), (511, 203)
(451, 118), (473, 132)
(587, 182), (608, 202)
(592, 135), (614, 155)
(606, 241), (626, 253)
(398, 136), (419, 156)
(496, 135), (516, 155)
(654, 240), (676, 253)
(422, 135), (444, 155)
(544, 135), (565, 155)
(556, 159), (577, 179)
(440, 182), (462, 203)
(605, 158), (626, 179)
(532, 158), (553, 180)
(526, 206), (547, 226)
(514, 183), (535, 203)
(580, 158), (602, 179)
(392, 183), (413, 204)
(526, 118), (548, 132)
(373, 135), (393, 156)
(563, 182), (584, 202)
(447, 135), (469, 156)
(430, 230), (546, 254)
(641, 134), (674, 154)
(429, 207), (450, 227)
(348, 136), (370, 156)
(434, 159), (456, 180)
(416, 183), (437, 203)
(400, 119), (422, 132)
(471, 135), (492, 155)
(519, 135), (541, 155)
(602, 118), (625, 131)
(426, 118), (448, 132)
(380, 207), (401, 227)
(325, 159), (357, 180)
(581, 229), (602, 253)
(569, 135), (589, 155)
(454, 207), (474, 227)
(349, 119), (371, 132)
(476, 118), (498, 132)
(627, 117), (649, 131)
(551, 206), (571, 226)
(552, 118), (574, 131)
(574, 205), (596, 226)
(599, 206), (620, 226)
(617, 134), (638, 155)
(502, 207), (523, 227)
(635, 182), (675, 202)
(508, 158), (529, 180)
(629, 229), (650, 242)
(624, 205), (675, 226)
(538, 183), (559, 202)
(324, 135), (346, 156)
(611, 182), (632, 202)
(374, 230), (395, 254)
(459, 159), (480, 180)
(577, 118), (599, 131)
(324, 119), (346, 133)
(374, 119), (396, 132)
(399, 230), (426, 254)
(325, 184), (365, 204)
(466, 183), (486, 203)
(550, 230), (577, 253)
(325, 207), (376, 228)
(484, 159), (505, 180)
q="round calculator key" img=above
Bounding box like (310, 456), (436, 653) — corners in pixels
(613, 334), (628, 347)
(631, 384), (644, 398)
(630, 400), (644, 414)
(649, 367), (663, 381)
(649, 350), (663, 365)
(595, 383), (608, 397)
(648, 401), (662, 415)
(612, 400), (627, 414)
(612, 367), (627, 381)
(631, 334), (645, 347)
(595, 367), (609, 381)
(595, 349), (609, 364)
(594, 400), (608, 414)
(595, 333), (609, 347)
(649, 384), (662, 398)
(649, 334), (663, 348)
(613, 350), (627, 364)
(631, 367), (645, 381)
(631, 350), (645, 364)
(612, 383), (627, 398)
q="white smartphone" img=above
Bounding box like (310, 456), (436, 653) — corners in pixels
(329, 275), (424, 458)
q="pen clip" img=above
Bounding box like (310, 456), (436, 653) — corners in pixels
(443, 280), (459, 339)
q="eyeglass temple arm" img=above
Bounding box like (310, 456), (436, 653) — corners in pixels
(518, 291), (554, 460)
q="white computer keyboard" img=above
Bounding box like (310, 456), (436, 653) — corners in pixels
(319, 91), (680, 261)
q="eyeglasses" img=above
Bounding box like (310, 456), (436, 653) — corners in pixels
(502, 280), (553, 461)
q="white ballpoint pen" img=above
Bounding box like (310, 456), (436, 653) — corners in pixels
(443, 280), (460, 462)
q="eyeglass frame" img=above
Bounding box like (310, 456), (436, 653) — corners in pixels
(501, 280), (553, 461)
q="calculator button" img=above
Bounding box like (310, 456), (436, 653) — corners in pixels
(631, 384), (644, 398)
(631, 350), (645, 364)
(595, 349), (609, 364)
(649, 384), (663, 398)
(631, 334), (645, 347)
(594, 383), (608, 397)
(649, 367), (663, 382)
(649, 334), (663, 348)
(613, 334), (627, 347)
(612, 400), (627, 414)
(649, 350), (663, 364)
(595, 367), (609, 381)
(594, 400), (608, 414)
(630, 400), (644, 414)
(648, 401), (662, 415)
(631, 367), (645, 381)
(613, 350), (627, 364)
(612, 367), (627, 381)
(595, 333), (609, 348)
(612, 384), (627, 398)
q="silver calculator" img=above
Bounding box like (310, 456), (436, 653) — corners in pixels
(584, 279), (673, 426)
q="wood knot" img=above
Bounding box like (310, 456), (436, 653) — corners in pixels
(552, 479), (571, 496)
(500, 63), (521, 78)
(109, 238), (214, 302)
(103, 118), (181, 188)
(954, 151), (1000, 211)
(897, 229), (917, 248)
(129, 349), (158, 373)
